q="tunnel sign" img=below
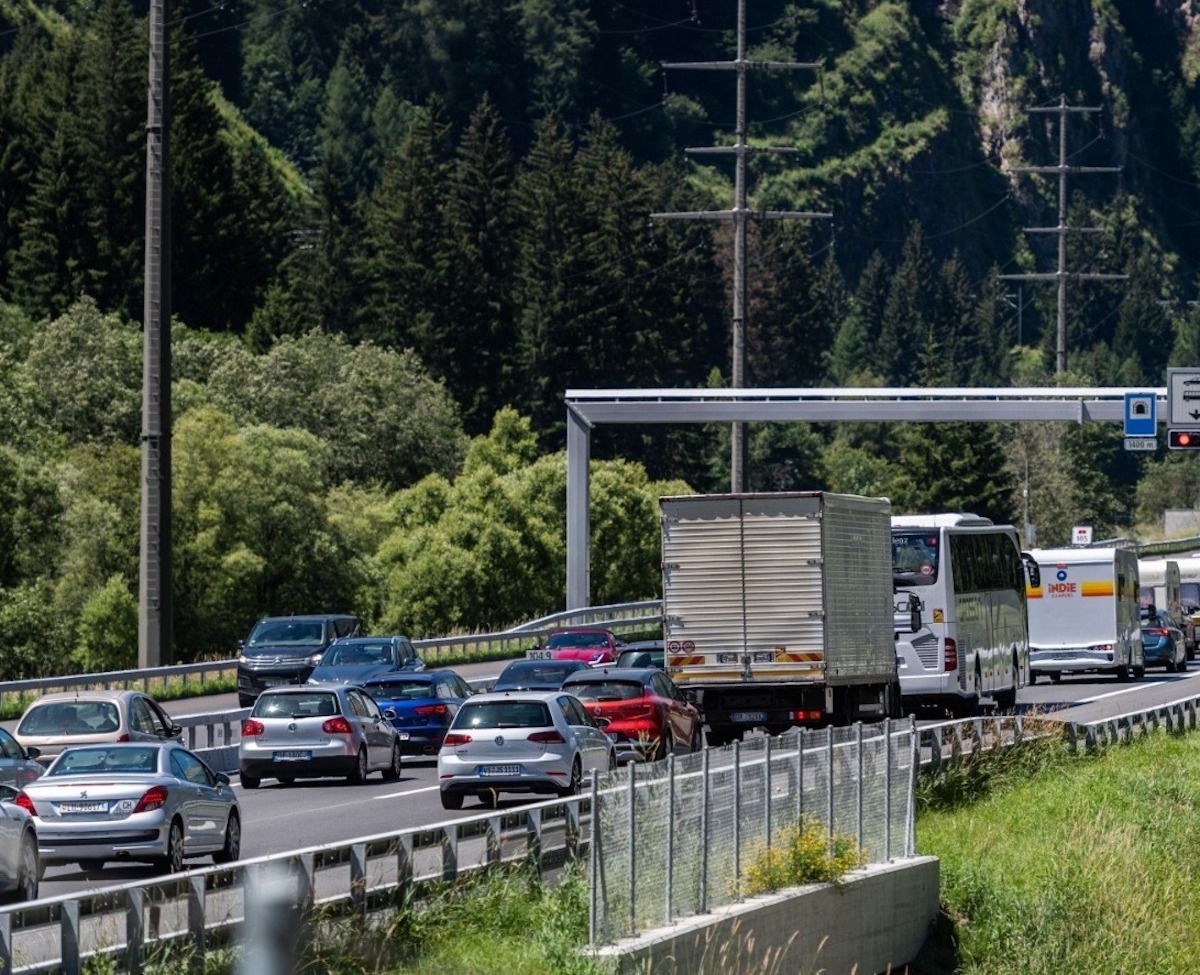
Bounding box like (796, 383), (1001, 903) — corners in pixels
(1124, 392), (1156, 437)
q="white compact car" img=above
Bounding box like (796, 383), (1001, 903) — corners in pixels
(437, 691), (615, 810)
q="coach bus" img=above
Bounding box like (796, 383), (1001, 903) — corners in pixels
(892, 514), (1032, 716)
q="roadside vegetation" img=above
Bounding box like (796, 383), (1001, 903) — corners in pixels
(915, 727), (1200, 973)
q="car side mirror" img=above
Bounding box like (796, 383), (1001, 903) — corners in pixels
(24, 745), (40, 762)
(383, 707), (397, 720)
(1022, 553), (1041, 589)
(169, 724), (183, 738)
(215, 772), (231, 786)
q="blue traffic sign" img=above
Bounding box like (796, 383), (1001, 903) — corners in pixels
(1124, 392), (1157, 437)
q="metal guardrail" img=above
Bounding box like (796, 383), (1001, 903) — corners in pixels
(0, 602), (664, 710)
(4, 696), (1197, 973)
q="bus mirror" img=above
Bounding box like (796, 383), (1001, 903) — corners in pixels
(1022, 553), (1040, 589)
(906, 593), (920, 633)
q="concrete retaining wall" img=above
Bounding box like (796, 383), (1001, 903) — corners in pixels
(594, 856), (939, 975)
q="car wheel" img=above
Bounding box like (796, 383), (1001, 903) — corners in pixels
(10, 831), (37, 903)
(656, 732), (673, 763)
(1029, 671), (1038, 685)
(347, 747), (368, 785)
(161, 820), (185, 874)
(1133, 664), (1145, 678)
(1168, 657), (1178, 673)
(558, 758), (582, 798)
(440, 790), (464, 810)
(240, 772), (260, 790)
(275, 777), (294, 786)
(608, 749), (618, 771)
(213, 811), (241, 865)
(382, 743), (402, 782)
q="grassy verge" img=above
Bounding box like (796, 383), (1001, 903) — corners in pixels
(914, 726), (1200, 973)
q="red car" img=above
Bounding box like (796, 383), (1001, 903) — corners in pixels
(561, 667), (702, 762)
(532, 627), (623, 665)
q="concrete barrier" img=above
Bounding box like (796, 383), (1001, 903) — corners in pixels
(593, 856), (939, 975)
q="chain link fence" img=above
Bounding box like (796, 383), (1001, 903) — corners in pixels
(589, 718), (918, 945)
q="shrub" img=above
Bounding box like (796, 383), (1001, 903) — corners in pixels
(742, 818), (866, 896)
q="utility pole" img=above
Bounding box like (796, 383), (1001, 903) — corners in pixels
(140, 0), (172, 667)
(651, 0), (830, 492)
(1000, 95), (1125, 375)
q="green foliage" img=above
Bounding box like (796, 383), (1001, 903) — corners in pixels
(70, 573), (137, 674)
(741, 818), (867, 897)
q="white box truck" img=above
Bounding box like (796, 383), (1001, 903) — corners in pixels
(660, 492), (903, 745)
(1025, 547), (1144, 682)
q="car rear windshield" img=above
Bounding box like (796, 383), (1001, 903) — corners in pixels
(247, 620), (325, 647)
(49, 746), (159, 775)
(323, 642), (392, 665)
(18, 701), (120, 736)
(455, 701), (552, 729)
(546, 631), (609, 649)
(499, 661), (580, 683)
(366, 679), (434, 699)
(565, 681), (645, 701)
(252, 692), (339, 718)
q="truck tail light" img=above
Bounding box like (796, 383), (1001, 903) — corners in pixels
(943, 638), (958, 672)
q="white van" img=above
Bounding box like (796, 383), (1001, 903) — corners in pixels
(1025, 547), (1144, 682)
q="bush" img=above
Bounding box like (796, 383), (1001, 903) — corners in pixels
(741, 818), (866, 896)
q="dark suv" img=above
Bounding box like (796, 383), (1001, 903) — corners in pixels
(236, 614), (361, 707)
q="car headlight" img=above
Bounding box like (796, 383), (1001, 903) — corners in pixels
(238, 654), (251, 664)
(306, 653), (324, 667)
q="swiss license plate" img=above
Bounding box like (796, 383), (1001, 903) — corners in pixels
(395, 732), (410, 740)
(479, 765), (520, 776)
(272, 750), (312, 761)
(526, 649), (554, 660)
(59, 801), (107, 814)
(731, 711), (767, 723)
(261, 679), (290, 687)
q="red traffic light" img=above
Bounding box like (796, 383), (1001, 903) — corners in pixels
(1168, 429), (1200, 450)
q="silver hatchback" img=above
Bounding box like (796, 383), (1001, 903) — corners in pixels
(239, 685), (403, 788)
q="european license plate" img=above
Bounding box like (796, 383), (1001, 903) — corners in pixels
(59, 801), (107, 814)
(396, 732), (410, 740)
(479, 765), (520, 776)
(526, 649), (554, 660)
(272, 750), (312, 761)
(731, 711), (767, 723)
(261, 679), (290, 687)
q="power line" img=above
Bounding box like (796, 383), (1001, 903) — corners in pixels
(999, 95), (1126, 375)
(651, 0), (829, 492)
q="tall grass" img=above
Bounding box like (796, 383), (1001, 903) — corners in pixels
(916, 728), (1200, 974)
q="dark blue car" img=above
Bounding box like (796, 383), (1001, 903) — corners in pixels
(363, 671), (475, 755)
(1140, 609), (1187, 673)
(306, 636), (424, 686)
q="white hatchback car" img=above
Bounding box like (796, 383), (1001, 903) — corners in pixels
(437, 691), (615, 810)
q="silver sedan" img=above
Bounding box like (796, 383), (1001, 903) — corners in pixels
(16, 742), (241, 874)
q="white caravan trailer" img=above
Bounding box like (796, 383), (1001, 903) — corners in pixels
(1025, 547), (1144, 682)
(1138, 558), (1193, 657)
(1166, 556), (1200, 658)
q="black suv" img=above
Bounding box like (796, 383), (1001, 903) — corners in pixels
(236, 614), (361, 707)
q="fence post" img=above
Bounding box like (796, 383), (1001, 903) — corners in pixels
(351, 842), (368, 919)
(665, 753), (675, 924)
(62, 898), (81, 975)
(125, 887), (144, 975)
(883, 718), (892, 862)
(699, 747), (710, 914)
(764, 735), (772, 853)
(188, 874), (206, 972)
(907, 716), (918, 856)
(826, 728), (835, 852)
(589, 769), (600, 947)
(796, 728), (805, 825)
(732, 740), (741, 897)
(0, 911), (9, 975)
(855, 722), (864, 853)
(628, 766), (637, 937)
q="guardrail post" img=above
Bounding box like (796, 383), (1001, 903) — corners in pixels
(62, 897), (81, 975)
(907, 717), (918, 857)
(441, 826), (458, 882)
(665, 753), (676, 924)
(526, 807), (543, 879)
(566, 795), (582, 858)
(239, 863), (299, 975)
(350, 842), (368, 919)
(486, 815), (501, 866)
(0, 909), (13, 975)
(125, 887), (145, 975)
(395, 835), (413, 899)
(188, 874), (206, 972)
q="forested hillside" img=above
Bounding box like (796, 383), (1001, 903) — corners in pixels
(1, 0), (1200, 671)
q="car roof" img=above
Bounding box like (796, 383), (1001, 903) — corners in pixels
(562, 668), (655, 683)
(501, 658), (586, 671)
(465, 691), (568, 704)
(621, 640), (664, 651)
(25, 689), (144, 705)
(364, 670), (450, 683)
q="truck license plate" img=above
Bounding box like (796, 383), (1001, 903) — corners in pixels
(731, 711), (767, 723)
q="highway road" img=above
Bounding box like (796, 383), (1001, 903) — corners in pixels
(31, 659), (1200, 900)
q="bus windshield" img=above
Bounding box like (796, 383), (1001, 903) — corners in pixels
(892, 531), (940, 587)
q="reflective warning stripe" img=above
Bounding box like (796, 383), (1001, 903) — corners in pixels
(668, 655), (705, 667)
(773, 651), (823, 663)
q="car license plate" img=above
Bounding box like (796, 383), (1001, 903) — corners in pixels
(261, 679), (290, 687)
(59, 801), (107, 814)
(396, 732), (410, 741)
(272, 750), (312, 761)
(731, 711), (767, 723)
(479, 765), (520, 776)
(526, 649), (554, 660)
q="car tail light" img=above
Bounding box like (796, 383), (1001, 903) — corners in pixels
(1145, 628), (1168, 636)
(527, 730), (566, 744)
(944, 637), (958, 672)
(14, 792), (35, 816)
(415, 704), (448, 716)
(241, 719), (265, 737)
(133, 786), (168, 814)
(116, 733), (130, 742)
(322, 716), (354, 735)
(443, 733), (472, 746)
(789, 710), (823, 722)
